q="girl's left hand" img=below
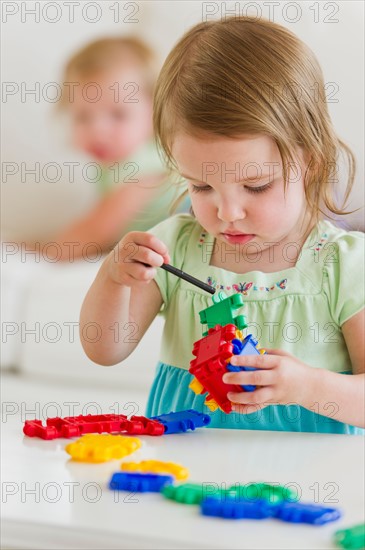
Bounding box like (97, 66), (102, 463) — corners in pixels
(222, 349), (315, 414)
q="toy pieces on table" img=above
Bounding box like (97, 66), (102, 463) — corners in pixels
(150, 409), (211, 434)
(334, 523), (365, 549)
(227, 334), (266, 392)
(23, 414), (165, 440)
(226, 483), (298, 504)
(124, 416), (165, 436)
(162, 483), (208, 505)
(274, 501), (342, 525)
(121, 460), (189, 480)
(201, 497), (276, 519)
(65, 434), (141, 463)
(109, 472), (174, 493)
(23, 419), (63, 440)
(199, 291), (248, 336)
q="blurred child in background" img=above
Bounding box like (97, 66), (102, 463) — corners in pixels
(51, 36), (188, 260)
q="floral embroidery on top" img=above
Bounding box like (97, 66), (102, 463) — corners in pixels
(197, 231), (207, 248)
(206, 276), (288, 294)
(311, 232), (329, 259)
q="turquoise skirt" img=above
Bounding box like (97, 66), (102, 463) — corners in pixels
(146, 362), (364, 435)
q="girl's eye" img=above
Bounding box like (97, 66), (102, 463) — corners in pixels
(245, 181), (274, 194)
(191, 184), (211, 193)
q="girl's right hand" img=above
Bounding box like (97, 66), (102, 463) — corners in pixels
(107, 231), (171, 287)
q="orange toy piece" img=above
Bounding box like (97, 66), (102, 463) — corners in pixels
(65, 434), (141, 463)
(121, 460), (189, 480)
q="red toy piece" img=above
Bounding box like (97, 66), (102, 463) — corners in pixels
(189, 324), (244, 413)
(23, 414), (165, 440)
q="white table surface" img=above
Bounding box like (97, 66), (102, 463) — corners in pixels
(1, 372), (364, 550)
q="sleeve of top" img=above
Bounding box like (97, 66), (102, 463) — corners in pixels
(147, 214), (196, 311)
(323, 229), (365, 326)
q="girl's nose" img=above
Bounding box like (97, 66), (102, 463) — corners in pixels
(217, 198), (246, 223)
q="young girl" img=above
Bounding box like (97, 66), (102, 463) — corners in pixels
(51, 36), (187, 260)
(80, 17), (364, 434)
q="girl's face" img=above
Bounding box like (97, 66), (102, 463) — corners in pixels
(172, 132), (310, 257)
(69, 67), (153, 164)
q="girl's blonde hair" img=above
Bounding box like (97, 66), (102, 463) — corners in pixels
(60, 36), (158, 106)
(154, 16), (359, 230)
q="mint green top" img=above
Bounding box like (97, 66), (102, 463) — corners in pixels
(145, 214), (365, 434)
(98, 140), (189, 233)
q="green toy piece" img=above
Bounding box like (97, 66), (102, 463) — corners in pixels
(199, 292), (247, 336)
(162, 483), (207, 504)
(222, 483), (299, 504)
(334, 524), (365, 549)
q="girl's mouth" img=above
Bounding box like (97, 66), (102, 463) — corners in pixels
(221, 233), (255, 244)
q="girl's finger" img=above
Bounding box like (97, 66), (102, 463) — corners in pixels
(229, 353), (276, 369)
(223, 369), (275, 387)
(227, 387), (273, 405)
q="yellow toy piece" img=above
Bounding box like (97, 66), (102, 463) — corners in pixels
(189, 378), (204, 394)
(121, 460), (189, 480)
(65, 434), (141, 463)
(204, 397), (221, 412)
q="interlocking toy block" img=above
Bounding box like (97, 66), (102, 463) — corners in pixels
(232, 483), (298, 504)
(201, 497), (277, 519)
(65, 434), (141, 463)
(199, 292), (247, 336)
(162, 483), (207, 505)
(23, 419), (62, 440)
(189, 325), (244, 413)
(109, 472), (173, 492)
(124, 416), (165, 436)
(23, 414), (164, 439)
(121, 460), (189, 480)
(227, 335), (266, 392)
(151, 409), (211, 434)
(334, 523), (365, 549)
(273, 501), (341, 525)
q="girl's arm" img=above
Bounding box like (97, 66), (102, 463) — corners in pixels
(224, 308), (365, 427)
(302, 307), (365, 427)
(49, 173), (166, 261)
(79, 231), (170, 366)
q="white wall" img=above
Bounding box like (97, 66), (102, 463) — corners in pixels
(2, 0), (364, 238)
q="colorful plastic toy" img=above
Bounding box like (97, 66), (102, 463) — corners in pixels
(109, 472), (173, 492)
(162, 483), (207, 505)
(199, 292), (247, 336)
(274, 501), (341, 525)
(334, 523), (365, 549)
(121, 460), (189, 480)
(228, 335), (266, 392)
(225, 483), (298, 504)
(201, 497), (276, 519)
(151, 409), (211, 434)
(65, 434), (141, 463)
(23, 414), (164, 439)
(189, 324), (243, 412)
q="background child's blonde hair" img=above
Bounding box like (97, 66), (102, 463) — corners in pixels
(153, 16), (359, 230)
(60, 36), (158, 106)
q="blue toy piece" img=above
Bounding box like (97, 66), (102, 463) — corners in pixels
(227, 334), (265, 392)
(151, 409), (211, 434)
(109, 472), (173, 492)
(274, 501), (342, 525)
(201, 497), (277, 519)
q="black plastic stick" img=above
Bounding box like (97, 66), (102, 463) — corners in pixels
(160, 263), (215, 295)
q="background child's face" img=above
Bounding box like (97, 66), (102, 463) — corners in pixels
(69, 67), (153, 163)
(172, 132), (310, 250)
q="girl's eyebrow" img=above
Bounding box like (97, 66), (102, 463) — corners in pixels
(180, 172), (276, 183)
